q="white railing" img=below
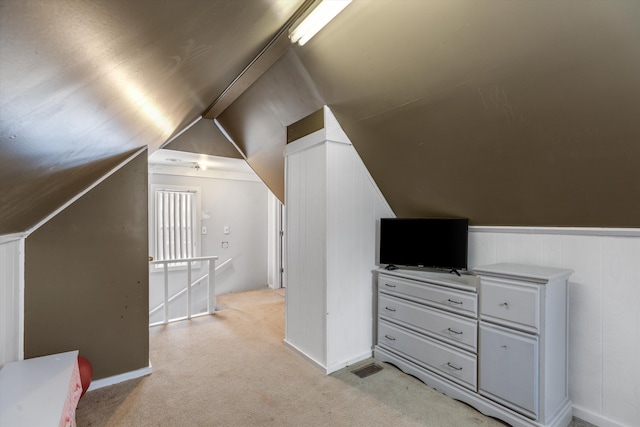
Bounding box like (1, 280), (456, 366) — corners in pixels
(149, 256), (220, 326)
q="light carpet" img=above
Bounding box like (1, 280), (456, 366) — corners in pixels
(76, 288), (590, 427)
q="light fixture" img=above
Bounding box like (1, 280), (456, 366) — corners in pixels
(193, 161), (208, 171)
(289, 0), (352, 46)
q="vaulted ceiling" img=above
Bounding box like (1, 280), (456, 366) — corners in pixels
(1, 0), (639, 235)
(0, 0), (307, 234)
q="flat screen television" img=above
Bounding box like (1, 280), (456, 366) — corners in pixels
(379, 218), (468, 273)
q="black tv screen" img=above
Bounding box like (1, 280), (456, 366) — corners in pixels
(379, 218), (468, 271)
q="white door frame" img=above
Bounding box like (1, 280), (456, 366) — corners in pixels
(267, 192), (285, 289)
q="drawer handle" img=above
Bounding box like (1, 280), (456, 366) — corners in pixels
(446, 362), (463, 371)
(447, 298), (463, 305)
(385, 307), (396, 312)
(500, 302), (509, 308)
(384, 335), (396, 341)
(447, 328), (463, 335)
(384, 283), (396, 288)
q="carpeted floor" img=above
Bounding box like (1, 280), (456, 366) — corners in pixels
(75, 288), (592, 427)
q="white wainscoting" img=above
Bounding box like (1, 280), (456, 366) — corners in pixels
(0, 236), (24, 367)
(325, 141), (395, 373)
(285, 140), (328, 368)
(285, 106), (394, 374)
(468, 227), (640, 427)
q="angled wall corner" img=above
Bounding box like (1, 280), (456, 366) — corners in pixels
(24, 150), (149, 380)
(217, 49), (325, 202)
(0, 149), (146, 236)
(161, 118), (244, 159)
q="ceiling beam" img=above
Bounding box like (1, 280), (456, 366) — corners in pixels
(203, 0), (316, 120)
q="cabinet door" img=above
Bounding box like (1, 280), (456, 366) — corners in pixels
(479, 323), (538, 419)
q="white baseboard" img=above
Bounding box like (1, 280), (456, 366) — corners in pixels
(87, 361), (153, 392)
(283, 339), (326, 373)
(572, 406), (625, 427)
(283, 339), (373, 375)
(326, 351), (372, 375)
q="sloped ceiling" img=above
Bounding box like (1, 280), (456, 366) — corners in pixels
(223, 0), (640, 227)
(0, 0), (305, 235)
(1, 0), (640, 234)
(304, 0), (640, 226)
(310, 0), (640, 227)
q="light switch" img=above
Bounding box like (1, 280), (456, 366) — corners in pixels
(202, 226), (207, 235)
(224, 226), (230, 234)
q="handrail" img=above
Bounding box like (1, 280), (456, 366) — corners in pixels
(214, 257), (232, 270)
(149, 255), (219, 326)
(149, 255), (219, 265)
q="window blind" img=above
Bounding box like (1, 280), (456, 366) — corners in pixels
(155, 189), (195, 261)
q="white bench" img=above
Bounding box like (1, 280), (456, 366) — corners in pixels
(0, 350), (81, 427)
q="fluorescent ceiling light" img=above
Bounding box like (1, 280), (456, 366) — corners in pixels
(289, 0), (352, 46)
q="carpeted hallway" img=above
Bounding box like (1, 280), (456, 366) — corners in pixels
(75, 289), (590, 427)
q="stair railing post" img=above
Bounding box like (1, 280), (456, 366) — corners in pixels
(163, 262), (169, 324)
(187, 261), (192, 319)
(208, 259), (216, 314)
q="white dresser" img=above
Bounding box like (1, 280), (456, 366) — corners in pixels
(374, 263), (573, 427)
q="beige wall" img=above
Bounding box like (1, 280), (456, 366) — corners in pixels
(24, 151), (149, 380)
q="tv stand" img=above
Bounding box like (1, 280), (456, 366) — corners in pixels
(374, 263), (573, 427)
(449, 268), (461, 277)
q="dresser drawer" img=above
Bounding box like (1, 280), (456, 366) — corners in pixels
(378, 320), (477, 390)
(480, 277), (540, 332)
(379, 294), (477, 352)
(379, 274), (477, 318)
